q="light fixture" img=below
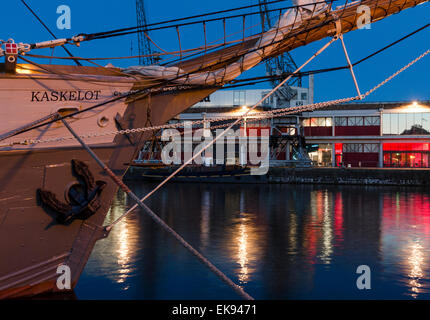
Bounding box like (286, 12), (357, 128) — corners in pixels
(241, 105), (249, 113)
(397, 101), (429, 113)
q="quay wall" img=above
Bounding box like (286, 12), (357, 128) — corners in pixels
(125, 166), (430, 186)
(267, 167), (430, 186)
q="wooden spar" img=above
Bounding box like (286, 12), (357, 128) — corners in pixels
(176, 0), (429, 74)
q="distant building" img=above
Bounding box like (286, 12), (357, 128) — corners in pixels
(192, 86), (312, 109)
(174, 87), (430, 169)
(302, 101), (430, 168)
(178, 86), (312, 137)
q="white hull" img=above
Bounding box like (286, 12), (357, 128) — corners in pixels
(0, 69), (135, 151)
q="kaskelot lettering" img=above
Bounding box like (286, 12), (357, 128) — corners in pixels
(31, 90), (101, 102)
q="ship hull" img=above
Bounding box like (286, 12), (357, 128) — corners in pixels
(0, 146), (119, 299)
(0, 65), (216, 298)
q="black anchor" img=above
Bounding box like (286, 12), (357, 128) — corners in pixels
(38, 159), (107, 224)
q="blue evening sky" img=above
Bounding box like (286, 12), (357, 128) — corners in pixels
(1, 0), (429, 102)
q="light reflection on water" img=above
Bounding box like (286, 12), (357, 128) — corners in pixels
(76, 183), (430, 299)
(380, 192), (430, 299)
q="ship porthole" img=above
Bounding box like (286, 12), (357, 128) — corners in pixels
(97, 115), (109, 127)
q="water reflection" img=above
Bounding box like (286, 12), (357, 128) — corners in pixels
(381, 191), (430, 298)
(407, 241), (424, 298)
(236, 222), (250, 283)
(200, 190), (211, 249)
(230, 190), (265, 285)
(76, 183), (430, 299)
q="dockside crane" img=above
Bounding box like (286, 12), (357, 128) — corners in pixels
(258, 0), (302, 106)
(136, 0), (159, 65)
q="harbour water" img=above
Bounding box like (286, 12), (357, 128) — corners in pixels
(75, 182), (430, 299)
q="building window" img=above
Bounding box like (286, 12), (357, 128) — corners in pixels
(383, 113), (430, 135)
(304, 117), (332, 127)
(262, 92), (272, 106)
(335, 116), (380, 127)
(310, 118), (318, 127)
(233, 91), (246, 106)
(344, 143), (363, 153)
(383, 143), (430, 168)
(316, 118), (326, 127)
(335, 117), (347, 126)
(363, 144), (379, 153)
(348, 117), (364, 126)
(344, 143), (379, 153)
(301, 92), (308, 101)
(364, 116), (380, 126)
(307, 143), (333, 167)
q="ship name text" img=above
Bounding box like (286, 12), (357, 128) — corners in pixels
(31, 90), (102, 102)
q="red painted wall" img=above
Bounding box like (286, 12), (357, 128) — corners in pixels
(304, 127), (332, 136)
(335, 126), (380, 136)
(343, 152), (379, 167)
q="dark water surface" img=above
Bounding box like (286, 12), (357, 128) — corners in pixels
(75, 182), (430, 299)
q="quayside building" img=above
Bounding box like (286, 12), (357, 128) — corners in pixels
(175, 88), (430, 169)
(303, 101), (430, 168)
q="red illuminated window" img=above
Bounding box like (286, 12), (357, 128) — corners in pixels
(383, 143), (429, 151)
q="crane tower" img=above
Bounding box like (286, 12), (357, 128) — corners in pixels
(136, 0), (158, 65)
(258, 0), (302, 106)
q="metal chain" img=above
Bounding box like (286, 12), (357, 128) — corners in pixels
(2, 47), (429, 148)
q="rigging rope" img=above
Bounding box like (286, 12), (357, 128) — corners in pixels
(78, 0), (333, 42)
(8, 18), (429, 143)
(24, 18), (430, 88)
(20, 0), (81, 66)
(3, 46), (429, 148)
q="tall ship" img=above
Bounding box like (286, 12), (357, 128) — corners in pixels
(0, 0), (427, 298)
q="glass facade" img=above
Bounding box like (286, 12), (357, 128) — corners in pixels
(334, 116), (380, 126)
(303, 117), (332, 127)
(383, 143), (430, 168)
(233, 91), (246, 106)
(307, 143), (332, 167)
(382, 113), (430, 135)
